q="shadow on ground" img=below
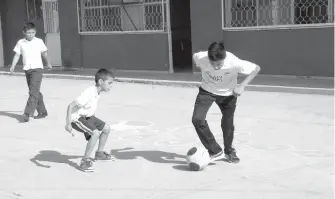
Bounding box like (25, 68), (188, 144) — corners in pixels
(30, 148), (220, 172)
(30, 150), (81, 170)
(111, 147), (186, 164)
(111, 147), (218, 172)
(0, 111), (26, 123)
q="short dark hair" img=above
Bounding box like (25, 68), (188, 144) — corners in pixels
(208, 42), (226, 62)
(23, 22), (36, 32)
(95, 68), (114, 84)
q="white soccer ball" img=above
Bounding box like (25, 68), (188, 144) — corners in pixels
(186, 147), (211, 171)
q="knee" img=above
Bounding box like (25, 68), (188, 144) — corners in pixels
(28, 89), (39, 97)
(222, 125), (235, 133)
(102, 124), (111, 134)
(91, 130), (100, 139)
(192, 116), (205, 126)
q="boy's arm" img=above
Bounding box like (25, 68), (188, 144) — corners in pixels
(40, 39), (52, 70)
(65, 101), (78, 135)
(66, 101), (77, 125)
(41, 51), (52, 70)
(232, 55), (260, 96)
(66, 88), (92, 126)
(10, 53), (20, 72)
(65, 89), (91, 135)
(10, 41), (21, 72)
(238, 62), (261, 88)
(192, 54), (201, 69)
(233, 56), (261, 87)
(192, 51), (207, 70)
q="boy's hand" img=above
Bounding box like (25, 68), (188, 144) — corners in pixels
(233, 86), (245, 97)
(9, 66), (15, 73)
(47, 64), (52, 71)
(65, 123), (74, 137)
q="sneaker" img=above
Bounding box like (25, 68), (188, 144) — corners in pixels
(23, 114), (32, 122)
(225, 149), (240, 163)
(95, 151), (116, 161)
(34, 112), (48, 119)
(79, 158), (94, 172)
(210, 151), (224, 161)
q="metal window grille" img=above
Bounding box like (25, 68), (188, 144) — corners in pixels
(223, 0), (334, 30)
(42, 0), (60, 33)
(26, 0), (43, 21)
(77, 0), (167, 33)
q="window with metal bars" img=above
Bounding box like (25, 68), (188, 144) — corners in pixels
(77, 0), (167, 33)
(223, 0), (334, 29)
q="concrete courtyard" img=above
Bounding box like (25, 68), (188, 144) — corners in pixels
(0, 75), (333, 199)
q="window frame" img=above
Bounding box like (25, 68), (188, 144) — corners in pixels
(221, 0), (335, 31)
(77, 0), (167, 35)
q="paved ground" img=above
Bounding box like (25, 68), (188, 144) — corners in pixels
(0, 76), (333, 199)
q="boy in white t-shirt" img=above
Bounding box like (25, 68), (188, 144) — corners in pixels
(65, 68), (115, 172)
(10, 22), (52, 122)
(192, 41), (260, 163)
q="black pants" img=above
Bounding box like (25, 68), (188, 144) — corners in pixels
(24, 69), (47, 116)
(192, 87), (237, 155)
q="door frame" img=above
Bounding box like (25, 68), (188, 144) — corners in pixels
(166, 0), (174, 73)
(0, 13), (4, 67)
(41, 0), (62, 66)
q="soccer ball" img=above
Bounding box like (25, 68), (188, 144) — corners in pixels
(185, 147), (211, 171)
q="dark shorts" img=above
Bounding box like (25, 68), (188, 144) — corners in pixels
(71, 116), (106, 141)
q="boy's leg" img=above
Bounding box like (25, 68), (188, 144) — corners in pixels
(25, 70), (31, 88)
(72, 117), (101, 171)
(192, 87), (222, 156)
(83, 129), (100, 158)
(92, 116), (115, 161)
(97, 124), (110, 152)
(24, 69), (43, 117)
(23, 70), (33, 121)
(32, 69), (47, 118)
(74, 117), (101, 158)
(215, 95), (239, 163)
(35, 92), (47, 116)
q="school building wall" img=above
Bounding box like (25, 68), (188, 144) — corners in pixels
(190, 0), (334, 77)
(2, 0), (332, 76)
(58, 0), (169, 71)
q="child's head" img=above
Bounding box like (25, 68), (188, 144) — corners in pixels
(208, 42), (226, 70)
(95, 68), (114, 92)
(23, 22), (36, 41)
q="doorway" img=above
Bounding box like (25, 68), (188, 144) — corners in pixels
(169, 0), (192, 73)
(26, 0), (62, 66)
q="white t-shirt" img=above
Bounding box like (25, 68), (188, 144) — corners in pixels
(71, 86), (100, 121)
(13, 37), (47, 71)
(193, 51), (257, 96)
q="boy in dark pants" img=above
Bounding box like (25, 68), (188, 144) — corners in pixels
(10, 22), (52, 122)
(192, 42), (260, 163)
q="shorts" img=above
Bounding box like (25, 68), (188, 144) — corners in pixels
(71, 116), (106, 141)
